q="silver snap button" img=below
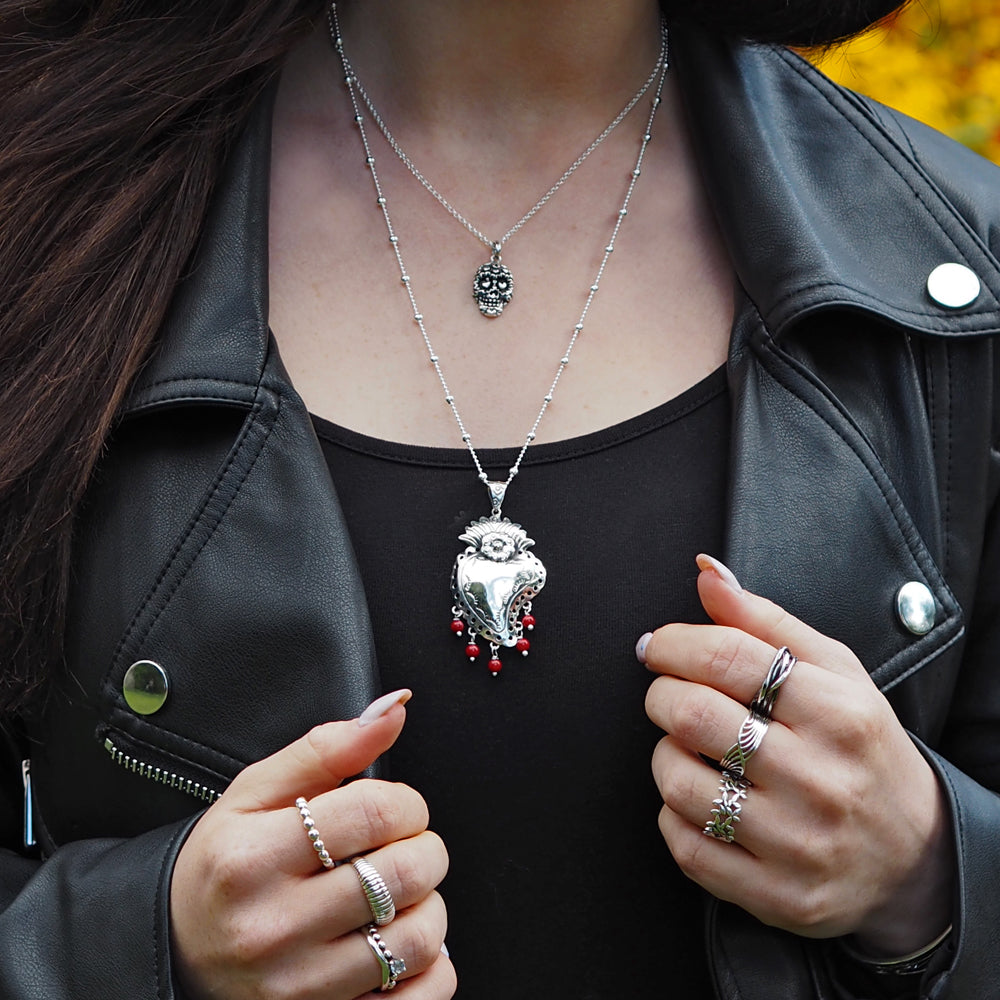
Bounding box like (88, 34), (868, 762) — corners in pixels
(896, 582), (936, 636)
(926, 263), (981, 309)
(122, 660), (169, 715)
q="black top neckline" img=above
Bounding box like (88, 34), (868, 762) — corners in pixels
(311, 364), (727, 469)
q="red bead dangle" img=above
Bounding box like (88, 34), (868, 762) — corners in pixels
(449, 601), (537, 676)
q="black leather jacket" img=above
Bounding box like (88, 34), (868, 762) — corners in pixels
(2, 27), (1000, 1000)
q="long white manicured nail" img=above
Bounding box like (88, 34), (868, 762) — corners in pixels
(696, 553), (743, 593)
(358, 689), (412, 727)
(440, 941), (450, 958)
(635, 632), (653, 663)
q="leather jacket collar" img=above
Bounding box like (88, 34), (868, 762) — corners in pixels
(673, 28), (1000, 340)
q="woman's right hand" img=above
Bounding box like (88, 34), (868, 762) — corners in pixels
(170, 690), (454, 999)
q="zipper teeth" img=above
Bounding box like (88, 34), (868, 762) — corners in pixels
(103, 738), (221, 803)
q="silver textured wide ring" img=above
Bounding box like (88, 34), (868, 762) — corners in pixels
(751, 646), (797, 719)
(294, 796), (336, 870)
(352, 856), (397, 926)
(361, 923), (407, 992)
(703, 771), (749, 844)
(718, 709), (770, 780)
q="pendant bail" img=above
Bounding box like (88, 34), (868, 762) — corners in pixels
(486, 480), (507, 516)
(490, 241), (503, 263)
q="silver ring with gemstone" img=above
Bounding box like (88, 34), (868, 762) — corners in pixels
(703, 771), (749, 844)
(361, 923), (406, 991)
(352, 856), (396, 926)
(294, 796), (336, 870)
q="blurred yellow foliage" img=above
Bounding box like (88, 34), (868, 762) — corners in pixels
(809, 0), (1000, 163)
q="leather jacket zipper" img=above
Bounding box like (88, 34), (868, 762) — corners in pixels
(102, 736), (221, 803)
(21, 758), (35, 849)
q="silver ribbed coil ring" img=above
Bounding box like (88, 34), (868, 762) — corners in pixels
(352, 856), (397, 926)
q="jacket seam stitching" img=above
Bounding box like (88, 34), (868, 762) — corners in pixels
(128, 316), (269, 403)
(884, 105), (921, 162)
(772, 276), (998, 317)
(763, 289), (1000, 343)
(755, 336), (924, 574)
(108, 399), (267, 670)
(931, 760), (967, 996)
(764, 283), (1000, 335)
(849, 91), (922, 163)
(927, 345), (943, 568)
(755, 333), (963, 682)
(945, 348), (955, 579)
(136, 376), (264, 392)
(105, 392), (282, 770)
(883, 623), (965, 693)
(154, 828), (169, 1000)
(115, 399), (281, 716)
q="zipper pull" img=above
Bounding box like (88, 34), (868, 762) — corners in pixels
(21, 758), (35, 850)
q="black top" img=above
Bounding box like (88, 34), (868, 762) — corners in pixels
(313, 365), (729, 998)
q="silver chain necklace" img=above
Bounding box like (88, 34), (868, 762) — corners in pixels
(329, 6), (669, 675)
(330, 4), (668, 318)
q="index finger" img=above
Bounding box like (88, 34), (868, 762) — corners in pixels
(225, 692), (410, 812)
(694, 554), (865, 679)
(641, 622), (846, 726)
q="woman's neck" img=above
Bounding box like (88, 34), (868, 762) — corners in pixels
(272, 2), (736, 448)
(333, 0), (664, 157)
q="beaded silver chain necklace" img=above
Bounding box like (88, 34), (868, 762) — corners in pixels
(329, 6), (669, 675)
(330, 4), (668, 318)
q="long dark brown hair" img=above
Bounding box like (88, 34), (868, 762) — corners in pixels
(0, 0), (325, 715)
(0, 0), (906, 715)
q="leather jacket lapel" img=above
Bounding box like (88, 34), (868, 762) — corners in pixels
(723, 301), (963, 693)
(673, 25), (1000, 339)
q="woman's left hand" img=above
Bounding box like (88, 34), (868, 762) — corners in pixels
(640, 554), (954, 956)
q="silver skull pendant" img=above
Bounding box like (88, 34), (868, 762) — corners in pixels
(472, 259), (514, 317)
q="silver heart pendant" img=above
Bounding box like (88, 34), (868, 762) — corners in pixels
(450, 516), (546, 673)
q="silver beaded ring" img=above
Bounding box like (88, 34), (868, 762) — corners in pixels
(294, 796), (336, 870)
(351, 856), (396, 926)
(361, 923), (407, 991)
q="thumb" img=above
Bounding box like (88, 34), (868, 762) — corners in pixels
(695, 554), (861, 677)
(225, 689), (412, 812)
